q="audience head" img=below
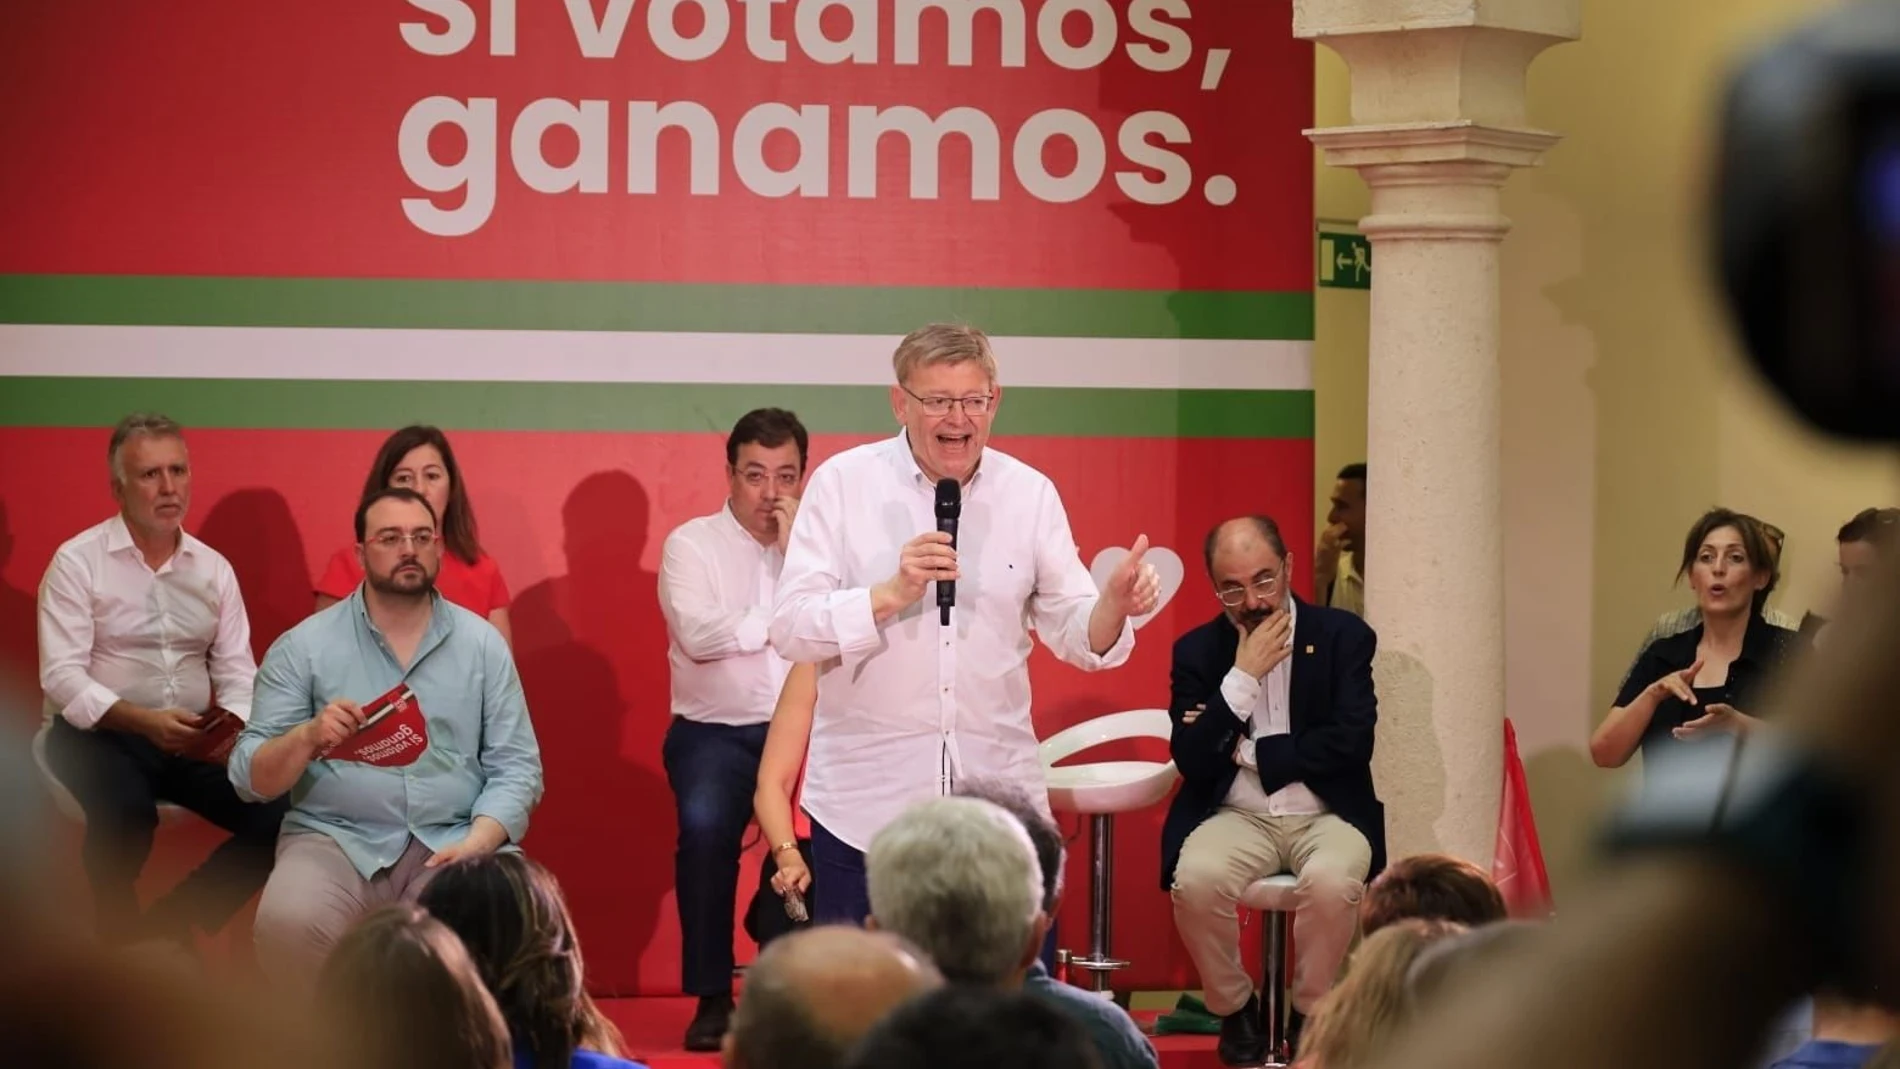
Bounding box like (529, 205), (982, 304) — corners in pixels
(725, 407), (810, 544)
(953, 777), (1065, 914)
(418, 853), (625, 1069)
(1675, 508), (1780, 617)
(866, 796), (1045, 986)
(1328, 462), (1368, 555)
(362, 425), (483, 563)
(1405, 920), (1543, 1012)
(1360, 853), (1508, 936)
(889, 323), (999, 485)
(1203, 515), (1292, 632)
(1808, 989), (1900, 1047)
(106, 412), (190, 540)
(842, 985), (1103, 1069)
(1299, 918), (1466, 1069)
(1837, 507), (1900, 599)
(0, 941), (325, 1069)
(724, 925), (943, 1069)
(315, 904), (512, 1069)
(354, 487), (442, 599)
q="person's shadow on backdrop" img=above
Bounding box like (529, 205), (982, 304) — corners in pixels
(511, 470), (672, 996)
(197, 489), (313, 658)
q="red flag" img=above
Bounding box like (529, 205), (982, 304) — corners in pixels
(1492, 719), (1554, 918)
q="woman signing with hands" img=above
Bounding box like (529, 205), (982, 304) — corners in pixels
(1590, 509), (1804, 774)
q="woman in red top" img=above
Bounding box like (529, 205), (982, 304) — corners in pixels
(314, 425), (512, 645)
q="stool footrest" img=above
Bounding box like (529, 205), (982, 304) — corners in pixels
(1067, 955), (1130, 971)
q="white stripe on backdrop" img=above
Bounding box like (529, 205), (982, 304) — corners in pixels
(0, 326), (1313, 391)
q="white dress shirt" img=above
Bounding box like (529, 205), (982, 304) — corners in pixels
(38, 515), (256, 729)
(770, 433), (1135, 850)
(657, 502), (791, 727)
(1219, 600), (1325, 816)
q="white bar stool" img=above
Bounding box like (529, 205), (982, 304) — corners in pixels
(1040, 709), (1181, 997)
(1241, 872), (1300, 1066)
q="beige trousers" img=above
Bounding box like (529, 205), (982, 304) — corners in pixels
(1171, 808), (1372, 1016)
(254, 832), (439, 986)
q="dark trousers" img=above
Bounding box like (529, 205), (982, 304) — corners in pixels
(662, 716), (769, 998)
(44, 717), (286, 942)
(811, 819), (871, 926)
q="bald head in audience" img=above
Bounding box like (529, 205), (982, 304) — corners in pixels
(723, 925), (943, 1069)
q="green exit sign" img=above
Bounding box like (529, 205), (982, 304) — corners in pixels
(1318, 231), (1371, 289)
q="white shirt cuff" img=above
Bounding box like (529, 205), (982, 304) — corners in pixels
(60, 681), (123, 731)
(734, 608), (770, 654)
(1234, 737), (1258, 770)
(831, 589), (881, 664)
(1220, 667), (1260, 726)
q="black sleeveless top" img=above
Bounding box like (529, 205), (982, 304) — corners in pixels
(1614, 612), (1804, 767)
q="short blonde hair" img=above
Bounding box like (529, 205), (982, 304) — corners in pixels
(892, 324), (998, 386)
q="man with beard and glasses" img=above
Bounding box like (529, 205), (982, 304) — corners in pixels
(230, 488), (543, 984)
(1162, 516), (1384, 1066)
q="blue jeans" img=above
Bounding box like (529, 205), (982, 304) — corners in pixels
(662, 717), (769, 997)
(811, 819), (871, 926)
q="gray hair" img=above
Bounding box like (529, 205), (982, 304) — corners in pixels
(953, 778), (1065, 915)
(891, 323), (998, 386)
(866, 797), (1043, 985)
(107, 412), (185, 484)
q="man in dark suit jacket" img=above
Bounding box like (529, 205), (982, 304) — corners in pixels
(1162, 516), (1386, 1067)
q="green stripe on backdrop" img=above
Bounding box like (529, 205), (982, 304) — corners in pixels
(0, 379), (1314, 438)
(0, 275), (1313, 341)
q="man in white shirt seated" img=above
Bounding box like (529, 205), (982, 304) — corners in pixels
(36, 413), (286, 947)
(657, 407), (808, 1051)
(770, 323), (1161, 926)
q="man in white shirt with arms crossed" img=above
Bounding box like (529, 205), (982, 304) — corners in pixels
(770, 323), (1161, 925)
(37, 413), (286, 948)
(657, 407), (808, 1051)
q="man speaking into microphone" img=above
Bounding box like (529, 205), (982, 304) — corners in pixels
(770, 323), (1161, 924)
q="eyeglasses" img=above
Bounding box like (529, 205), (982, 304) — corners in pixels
(902, 386), (994, 417)
(1215, 575), (1281, 607)
(739, 470), (801, 489)
(368, 531), (437, 550)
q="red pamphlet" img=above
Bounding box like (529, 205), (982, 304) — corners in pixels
(182, 707), (243, 765)
(319, 683), (430, 768)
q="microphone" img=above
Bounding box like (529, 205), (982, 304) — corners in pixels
(935, 477), (960, 625)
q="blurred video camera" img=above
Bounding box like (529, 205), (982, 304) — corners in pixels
(1716, 0), (1900, 441)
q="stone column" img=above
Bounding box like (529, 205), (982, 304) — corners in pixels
(1296, 2), (1578, 865)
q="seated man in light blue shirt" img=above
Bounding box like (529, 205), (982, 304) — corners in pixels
(230, 487), (543, 983)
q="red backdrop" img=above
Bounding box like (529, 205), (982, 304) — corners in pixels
(0, 427), (1312, 994)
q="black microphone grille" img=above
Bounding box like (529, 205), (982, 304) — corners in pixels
(935, 477), (961, 514)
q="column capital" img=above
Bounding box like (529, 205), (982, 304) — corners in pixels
(1308, 121), (1562, 171)
(1308, 122), (1560, 240)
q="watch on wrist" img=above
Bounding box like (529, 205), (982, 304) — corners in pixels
(1600, 732), (1872, 994)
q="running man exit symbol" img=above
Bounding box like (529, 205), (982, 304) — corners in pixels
(1317, 232), (1372, 289)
